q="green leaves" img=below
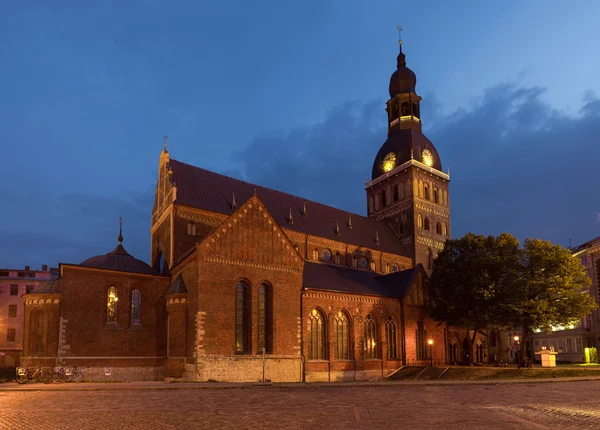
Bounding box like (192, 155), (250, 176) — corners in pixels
(431, 233), (596, 334)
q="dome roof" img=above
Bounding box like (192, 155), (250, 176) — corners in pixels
(372, 129), (442, 179)
(80, 244), (156, 275)
(389, 52), (416, 97)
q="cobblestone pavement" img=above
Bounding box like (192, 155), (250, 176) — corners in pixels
(2, 381), (600, 429)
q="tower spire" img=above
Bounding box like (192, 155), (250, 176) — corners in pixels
(397, 25), (403, 53)
(118, 217), (123, 244)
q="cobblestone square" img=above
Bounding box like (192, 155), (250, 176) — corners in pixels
(2, 381), (600, 429)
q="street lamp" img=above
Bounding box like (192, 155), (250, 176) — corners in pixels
(428, 339), (434, 367)
(514, 335), (520, 369)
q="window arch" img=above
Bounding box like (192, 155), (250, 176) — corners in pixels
(334, 311), (350, 359)
(424, 218), (430, 231)
(436, 222), (442, 235)
(424, 185), (430, 200)
(30, 310), (47, 354)
(107, 286), (118, 323)
(433, 189), (439, 204)
(258, 283), (271, 353)
(426, 248), (433, 270)
(442, 223), (448, 236)
(364, 315), (377, 359)
(235, 281), (249, 353)
(308, 309), (325, 360)
(417, 214), (423, 228)
(386, 316), (398, 359)
(418, 180), (424, 198)
(131, 289), (141, 325)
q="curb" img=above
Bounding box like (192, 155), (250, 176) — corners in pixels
(2, 376), (600, 392)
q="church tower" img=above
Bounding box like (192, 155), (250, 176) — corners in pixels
(365, 38), (450, 274)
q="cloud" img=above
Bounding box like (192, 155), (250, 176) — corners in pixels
(235, 83), (600, 248)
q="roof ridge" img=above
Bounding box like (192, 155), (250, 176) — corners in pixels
(169, 157), (380, 224)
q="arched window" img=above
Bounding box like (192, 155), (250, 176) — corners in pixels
(131, 289), (141, 325)
(187, 222), (196, 236)
(436, 222), (442, 235)
(258, 283), (271, 353)
(107, 287), (118, 323)
(433, 189), (439, 204)
(418, 181), (424, 198)
(443, 190), (448, 206)
(416, 320), (427, 360)
(424, 218), (430, 231)
(442, 223), (448, 236)
(364, 315), (377, 359)
(312, 249), (319, 261)
(385, 263), (390, 274)
(335, 252), (341, 265)
(370, 261), (376, 271)
(386, 317), (398, 359)
(401, 102), (409, 116)
(235, 281), (249, 353)
(426, 248), (433, 270)
(417, 214), (423, 229)
(424, 185), (430, 200)
(335, 311), (350, 359)
(30, 310), (47, 354)
(308, 309), (325, 360)
(352, 256), (358, 268)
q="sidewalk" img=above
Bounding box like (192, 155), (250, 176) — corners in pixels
(3, 375), (600, 392)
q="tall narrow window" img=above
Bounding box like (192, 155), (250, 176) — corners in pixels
(424, 218), (430, 231)
(424, 185), (430, 200)
(386, 317), (398, 359)
(258, 283), (271, 353)
(393, 186), (399, 202)
(433, 189), (439, 203)
(416, 320), (427, 359)
(31, 311), (47, 353)
(442, 223), (448, 236)
(235, 281), (249, 353)
(131, 289), (141, 325)
(107, 286), (118, 323)
(364, 315), (377, 359)
(335, 311), (350, 359)
(426, 248), (433, 270)
(335, 252), (341, 265)
(308, 309), (325, 360)
(417, 214), (423, 229)
(436, 222), (442, 234)
(313, 249), (319, 261)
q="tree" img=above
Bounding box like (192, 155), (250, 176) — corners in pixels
(431, 233), (596, 365)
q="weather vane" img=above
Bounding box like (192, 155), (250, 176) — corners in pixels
(397, 25), (403, 47)
(163, 135), (168, 150)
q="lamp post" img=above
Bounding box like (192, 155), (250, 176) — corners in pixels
(428, 339), (434, 367)
(514, 335), (520, 369)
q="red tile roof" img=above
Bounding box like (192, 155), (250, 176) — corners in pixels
(169, 159), (411, 258)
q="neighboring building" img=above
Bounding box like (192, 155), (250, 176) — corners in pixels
(0, 266), (58, 367)
(531, 236), (600, 363)
(21, 43), (482, 381)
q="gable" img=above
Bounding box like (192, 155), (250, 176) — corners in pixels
(199, 194), (303, 271)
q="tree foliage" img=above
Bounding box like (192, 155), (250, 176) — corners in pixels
(431, 233), (596, 338)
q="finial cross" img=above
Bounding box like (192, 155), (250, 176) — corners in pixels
(163, 135), (168, 150)
(397, 26), (403, 45)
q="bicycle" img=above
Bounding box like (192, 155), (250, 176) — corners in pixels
(15, 367), (52, 384)
(63, 366), (85, 383)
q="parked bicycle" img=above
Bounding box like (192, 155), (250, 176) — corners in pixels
(51, 366), (84, 383)
(15, 367), (52, 384)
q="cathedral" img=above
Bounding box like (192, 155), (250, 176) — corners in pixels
(21, 44), (480, 382)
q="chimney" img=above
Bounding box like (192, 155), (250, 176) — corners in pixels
(42, 264), (48, 271)
(25, 265), (30, 271)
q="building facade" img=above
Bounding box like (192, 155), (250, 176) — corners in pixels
(0, 266), (58, 368)
(20, 44), (484, 381)
(531, 236), (600, 363)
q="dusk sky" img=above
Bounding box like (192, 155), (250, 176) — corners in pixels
(1, 1), (599, 269)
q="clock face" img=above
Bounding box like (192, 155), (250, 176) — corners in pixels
(382, 152), (396, 172)
(422, 149), (433, 167)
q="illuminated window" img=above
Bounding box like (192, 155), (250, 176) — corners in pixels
(335, 311), (350, 360)
(308, 309), (325, 360)
(370, 261), (376, 271)
(107, 287), (118, 323)
(187, 222), (196, 235)
(417, 214), (423, 229)
(335, 252), (341, 265)
(386, 317), (398, 359)
(364, 315), (377, 359)
(416, 320), (427, 360)
(258, 284), (271, 353)
(312, 249), (319, 261)
(131, 289), (141, 325)
(386, 263), (390, 274)
(235, 281), (249, 353)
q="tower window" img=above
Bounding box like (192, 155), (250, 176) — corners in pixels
(313, 249), (319, 261)
(380, 191), (386, 208)
(442, 223), (448, 236)
(393, 186), (399, 202)
(424, 218), (430, 231)
(401, 102), (409, 116)
(187, 222), (196, 236)
(335, 252), (341, 265)
(417, 214), (423, 229)
(424, 185), (430, 200)
(370, 261), (376, 271)
(433, 189), (439, 204)
(436, 222), (442, 235)
(426, 248), (433, 270)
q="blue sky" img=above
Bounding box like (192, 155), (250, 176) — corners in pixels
(1, 1), (599, 268)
